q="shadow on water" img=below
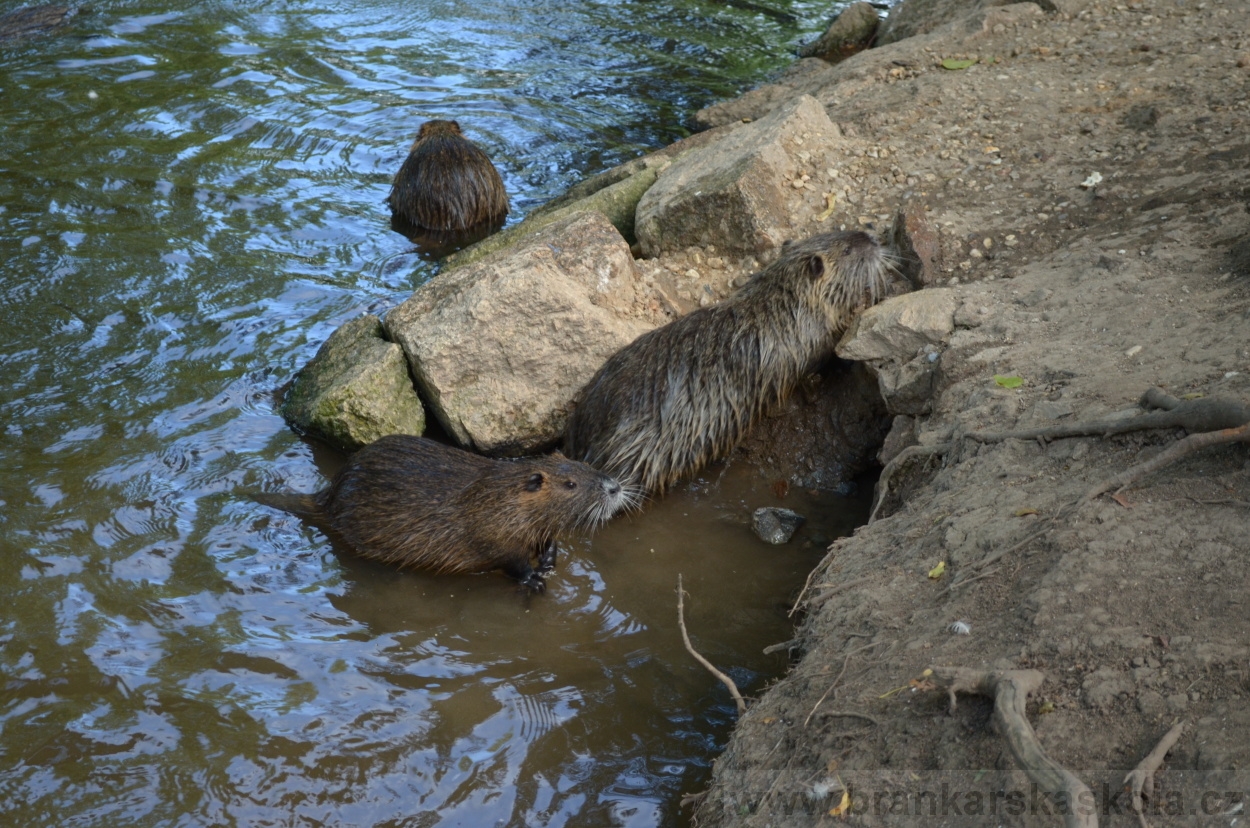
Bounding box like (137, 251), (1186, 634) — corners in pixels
(0, 1), (873, 825)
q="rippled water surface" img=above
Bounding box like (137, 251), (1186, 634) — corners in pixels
(0, 2), (866, 825)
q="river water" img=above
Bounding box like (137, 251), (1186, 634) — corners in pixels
(0, 2), (868, 825)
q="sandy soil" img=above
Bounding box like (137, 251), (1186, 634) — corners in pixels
(685, 0), (1250, 824)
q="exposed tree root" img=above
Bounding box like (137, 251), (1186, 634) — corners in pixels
(869, 388), (1249, 586)
(966, 388), (1249, 446)
(1083, 422), (1250, 501)
(1123, 721), (1185, 828)
(932, 667), (1097, 828)
(676, 574), (747, 717)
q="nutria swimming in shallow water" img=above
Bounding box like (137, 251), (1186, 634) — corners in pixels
(0, 4), (77, 43)
(263, 435), (632, 592)
(564, 230), (893, 495)
(387, 119), (509, 237)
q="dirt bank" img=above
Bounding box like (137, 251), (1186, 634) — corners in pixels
(689, 0), (1250, 824)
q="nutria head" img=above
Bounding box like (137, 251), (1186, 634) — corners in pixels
(413, 119), (464, 144)
(468, 454), (636, 544)
(774, 231), (892, 314)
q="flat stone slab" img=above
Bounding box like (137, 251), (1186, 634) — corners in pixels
(635, 94), (842, 258)
(385, 211), (664, 455)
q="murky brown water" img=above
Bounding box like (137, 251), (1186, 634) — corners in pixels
(0, 2), (869, 824)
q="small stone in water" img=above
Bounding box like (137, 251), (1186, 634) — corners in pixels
(752, 507), (805, 544)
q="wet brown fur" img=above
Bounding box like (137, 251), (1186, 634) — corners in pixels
(0, 5), (76, 42)
(564, 231), (892, 495)
(387, 120), (509, 234)
(268, 436), (630, 590)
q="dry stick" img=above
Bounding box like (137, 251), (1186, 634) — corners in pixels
(789, 557), (827, 616)
(676, 574), (747, 717)
(1123, 721), (1186, 828)
(804, 640), (880, 727)
(932, 667), (1097, 828)
(952, 390), (1249, 585)
(798, 575), (873, 613)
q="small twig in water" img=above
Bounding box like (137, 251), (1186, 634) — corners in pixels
(676, 574), (746, 717)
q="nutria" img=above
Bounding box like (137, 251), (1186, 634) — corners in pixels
(263, 436), (632, 592)
(387, 120), (509, 236)
(564, 231), (893, 494)
(0, 4), (76, 42)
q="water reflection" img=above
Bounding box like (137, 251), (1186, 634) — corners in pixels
(0, 1), (862, 825)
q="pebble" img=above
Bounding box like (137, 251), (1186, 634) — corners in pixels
(751, 508), (805, 545)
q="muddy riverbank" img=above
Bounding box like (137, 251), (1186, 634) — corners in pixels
(678, 0), (1250, 824)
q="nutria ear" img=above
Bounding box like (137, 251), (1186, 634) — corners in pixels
(550, 450), (567, 460)
(526, 472), (546, 491)
(806, 253), (827, 280)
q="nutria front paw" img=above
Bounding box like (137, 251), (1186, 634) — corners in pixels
(536, 540), (558, 575)
(517, 571), (548, 594)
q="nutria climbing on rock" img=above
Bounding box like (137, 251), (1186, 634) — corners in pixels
(387, 119), (509, 237)
(564, 231), (893, 494)
(262, 436), (632, 592)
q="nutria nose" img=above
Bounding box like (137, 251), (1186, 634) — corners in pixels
(605, 480), (621, 496)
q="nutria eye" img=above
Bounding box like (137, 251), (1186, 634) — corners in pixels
(564, 480), (577, 490)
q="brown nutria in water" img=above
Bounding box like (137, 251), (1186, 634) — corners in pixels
(564, 231), (893, 495)
(387, 120), (509, 235)
(0, 5), (76, 42)
(263, 436), (632, 592)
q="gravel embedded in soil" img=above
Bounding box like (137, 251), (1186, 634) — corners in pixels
(687, 0), (1250, 824)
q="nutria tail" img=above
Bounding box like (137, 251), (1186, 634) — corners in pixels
(387, 119), (509, 234)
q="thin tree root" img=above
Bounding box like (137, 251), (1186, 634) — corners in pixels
(966, 388), (1249, 445)
(804, 640), (880, 727)
(676, 574), (747, 717)
(870, 443), (951, 523)
(932, 667), (1097, 828)
(1084, 423), (1250, 501)
(941, 389), (1249, 586)
(1123, 721), (1185, 828)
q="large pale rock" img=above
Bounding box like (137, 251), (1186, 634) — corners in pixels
(635, 95), (841, 258)
(443, 121), (747, 270)
(797, 2), (880, 63)
(444, 166), (660, 270)
(837, 289), (958, 416)
(385, 211), (662, 455)
(281, 315), (426, 452)
(836, 289), (958, 363)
